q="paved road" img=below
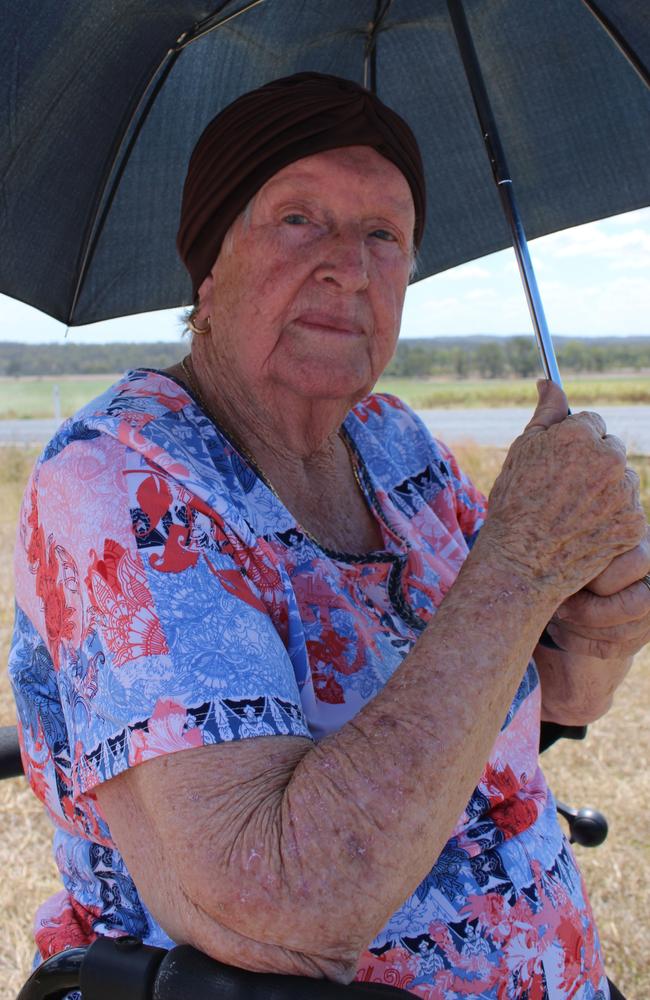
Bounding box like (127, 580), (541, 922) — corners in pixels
(0, 418), (61, 446)
(418, 405), (650, 454)
(0, 406), (648, 453)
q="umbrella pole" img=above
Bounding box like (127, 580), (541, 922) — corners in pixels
(447, 0), (564, 388)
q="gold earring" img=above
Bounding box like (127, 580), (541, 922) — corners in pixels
(187, 314), (211, 335)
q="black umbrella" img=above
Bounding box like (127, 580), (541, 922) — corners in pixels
(1, 0), (649, 377)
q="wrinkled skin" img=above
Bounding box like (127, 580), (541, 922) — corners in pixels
(484, 382), (644, 600)
(481, 380), (649, 724)
(549, 526), (650, 660)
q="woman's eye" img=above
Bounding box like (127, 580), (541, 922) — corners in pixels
(283, 213), (310, 225)
(370, 228), (397, 242)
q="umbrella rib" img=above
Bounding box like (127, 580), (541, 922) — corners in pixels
(174, 0), (269, 51)
(579, 0), (650, 89)
(363, 0), (395, 92)
(67, 1), (267, 324)
(67, 50), (181, 325)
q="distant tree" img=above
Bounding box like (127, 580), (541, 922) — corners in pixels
(401, 345), (434, 376)
(590, 347), (607, 372)
(2, 335), (649, 380)
(506, 337), (539, 378)
(0, 341), (185, 377)
(560, 339), (590, 372)
(453, 348), (469, 378)
(475, 341), (506, 378)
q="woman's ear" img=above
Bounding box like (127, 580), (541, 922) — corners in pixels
(195, 272), (215, 324)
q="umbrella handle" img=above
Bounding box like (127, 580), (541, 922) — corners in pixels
(447, 0), (564, 389)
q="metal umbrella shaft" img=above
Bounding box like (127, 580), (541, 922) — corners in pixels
(447, 0), (564, 388)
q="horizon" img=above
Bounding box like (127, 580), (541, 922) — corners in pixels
(2, 331), (650, 348)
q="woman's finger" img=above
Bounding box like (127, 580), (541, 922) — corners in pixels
(587, 525), (650, 596)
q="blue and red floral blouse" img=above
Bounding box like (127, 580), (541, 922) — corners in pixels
(9, 369), (609, 998)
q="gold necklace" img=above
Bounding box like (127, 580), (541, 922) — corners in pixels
(180, 355), (279, 496)
(179, 354), (369, 548)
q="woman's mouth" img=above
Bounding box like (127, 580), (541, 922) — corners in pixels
(293, 312), (365, 336)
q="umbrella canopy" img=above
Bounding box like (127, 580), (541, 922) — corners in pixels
(1, 0), (649, 327)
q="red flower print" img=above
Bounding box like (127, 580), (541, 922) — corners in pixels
(312, 669), (345, 704)
(26, 493), (77, 669)
(490, 795), (539, 838)
(484, 761), (519, 800)
(136, 471), (173, 530)
(131, 698), (203, 763)
(86, 540), (168, 666)
(149, 523), (199, 573)
(483, 762), (540, 838)
(35, 889), (102, 958)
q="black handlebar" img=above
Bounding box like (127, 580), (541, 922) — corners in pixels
(18, 938), (412, 1000)
(0, 725), (23, 779)
(152, 944), (410, 999)
(16, 946), (86, 1000)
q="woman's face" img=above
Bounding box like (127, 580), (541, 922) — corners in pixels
(195, 146), (415, 409)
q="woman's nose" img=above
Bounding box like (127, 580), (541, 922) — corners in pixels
(314, 230), (370, 292)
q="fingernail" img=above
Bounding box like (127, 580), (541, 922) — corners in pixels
(536, 379), (551, 400)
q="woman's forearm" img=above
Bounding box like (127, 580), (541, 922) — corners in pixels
(186, 536), (558, 962)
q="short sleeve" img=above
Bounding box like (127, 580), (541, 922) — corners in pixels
(10, 433), (311, 829)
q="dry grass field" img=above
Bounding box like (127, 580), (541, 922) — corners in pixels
(0, 443), (648, 999)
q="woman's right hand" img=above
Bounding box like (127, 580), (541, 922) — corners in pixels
(480, 380), (646, 604)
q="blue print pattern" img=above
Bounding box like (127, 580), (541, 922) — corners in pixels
(9, 371), (608, 996)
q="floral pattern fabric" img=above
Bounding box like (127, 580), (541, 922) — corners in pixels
(9, 369), (609, 998)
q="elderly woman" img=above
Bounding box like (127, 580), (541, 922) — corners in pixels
(10, 74), (650, 999)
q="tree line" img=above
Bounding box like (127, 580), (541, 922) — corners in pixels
(0, 341), (186, 376)
(0, 336), (649, 379)
(385, 335), (650, 378)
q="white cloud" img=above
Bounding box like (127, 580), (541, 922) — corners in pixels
(604, 208), (650, 228)
(444, 263), (491, 282)
(610, 250), (650, 272)
(534, 273), (649, 336)
(501, 259), (518, 277)
(546, 226), (650, 260)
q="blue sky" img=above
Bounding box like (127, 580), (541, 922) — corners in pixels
(1, 207), (648, 345)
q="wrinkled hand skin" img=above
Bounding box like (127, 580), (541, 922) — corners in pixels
(536, 525), (650, 725)
(501, 384), (650, 725)
(482, 383), (646, 608)
(548, 525), (650, 660)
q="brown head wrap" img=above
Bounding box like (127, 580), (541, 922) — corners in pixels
(177, 72), (426, 298)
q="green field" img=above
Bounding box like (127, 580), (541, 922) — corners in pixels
(1, 372), (650, 420)
(376, 374), (650, 409)
(0, 376), (118, 419)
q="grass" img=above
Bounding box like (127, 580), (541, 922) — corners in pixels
(0, 444), (649, 998)
(1, 372), (650, 421)
(0, 376), (118, 419)
(453, 441), (650, 518)
(376, 374), (650, 409)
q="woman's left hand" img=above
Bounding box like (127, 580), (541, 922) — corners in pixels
(537, 526), (650, 725)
